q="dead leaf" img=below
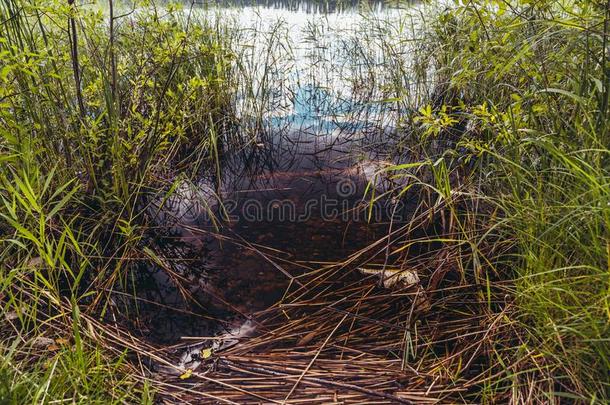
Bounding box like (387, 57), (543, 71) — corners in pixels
(414, 288), (431, 313)
(27, 257), (44, 268)
(85, 319), (97, 339)
(179, 369), (193, 379)
(5, 311), (18, 321)
(55, 337), (70, 346)
(297, 330), (317, 346)
(33, 336), (55, 347)
(200, 348), (213, 359)
(358, 267), (420, 288)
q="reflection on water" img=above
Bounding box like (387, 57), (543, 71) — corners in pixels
(217, 0), (420, 143)
(196, 0), (389, 13)
(139, 137), (410, 342)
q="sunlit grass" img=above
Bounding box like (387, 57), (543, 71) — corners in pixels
(399, 0), (610, 400)
(1, 0), (234, 401)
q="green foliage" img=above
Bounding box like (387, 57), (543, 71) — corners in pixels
(0, 334), (148, 404)
(0, 0), (233, 204)
(412, 0), (610, 400)
(0, 0), (234, 401)
(1, 0), (608, 401)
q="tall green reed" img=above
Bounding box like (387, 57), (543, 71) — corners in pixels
(0, 0), (234, 400)
(402, 0), (610, 400)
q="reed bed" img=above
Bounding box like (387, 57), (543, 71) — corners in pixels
(1, 0), (609, 402)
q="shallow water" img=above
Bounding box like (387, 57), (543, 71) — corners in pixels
(215, 0), (423, 138)
(133, 0), (426, 344)
(139, 146), (411, 342)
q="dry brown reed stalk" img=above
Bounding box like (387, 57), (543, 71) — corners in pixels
(87, 191), (479, 400)
(88, 199), (518, 403)
(0, 185), (527, 403)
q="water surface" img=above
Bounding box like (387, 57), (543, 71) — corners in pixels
(134, 0), (425, 343)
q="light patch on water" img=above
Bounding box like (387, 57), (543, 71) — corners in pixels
(192, 0), (427, 142)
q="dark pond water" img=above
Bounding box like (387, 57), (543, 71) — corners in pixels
(136, 132), (415, 343)
(126, 0), (426, 345)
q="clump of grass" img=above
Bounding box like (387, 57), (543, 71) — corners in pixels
(402, 0), (610, 401)
(0, 328), (152, 404)
(0, 0), (235, 401)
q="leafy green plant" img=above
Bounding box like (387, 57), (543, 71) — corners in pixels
(0, 0), (235, 401)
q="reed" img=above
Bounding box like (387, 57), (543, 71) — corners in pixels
(400, 0), (610, 400)
(0, 0), (234, 401)
(1, 0), (608, 402)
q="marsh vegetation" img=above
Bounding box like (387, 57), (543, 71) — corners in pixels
(1, 0), (609, 403)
